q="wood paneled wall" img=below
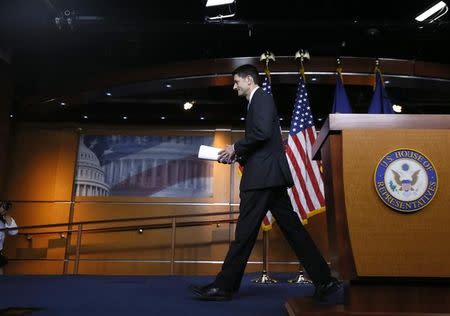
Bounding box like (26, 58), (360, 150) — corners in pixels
(3, 123), (329, 275)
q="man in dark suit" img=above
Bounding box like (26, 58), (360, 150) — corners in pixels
(191, 64), (341, 302)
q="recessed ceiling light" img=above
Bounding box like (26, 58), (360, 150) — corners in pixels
(83, 115), (88, 119)
(392, 104), (402, 113)
(123, 116), (128, 120)
(200, 117), (205, 120)
(318, 118), (323, 121)
(161, 116), (166, 120)
(384, 80), (390, 84)
(240, 117), (245, 121)
(279, 117), (284, 121)
(311, 78), (317, 81)
(9, 114), (14, 118)
(165, 84), (172, 88)
(106, 92), (112, 96)
(60, 102), (66, 106)
(184, 101), (194, 110)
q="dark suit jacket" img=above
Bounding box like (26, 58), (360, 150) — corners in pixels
(234, 87), (294, 191)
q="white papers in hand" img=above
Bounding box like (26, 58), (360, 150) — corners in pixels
(198, 145), (221, 161)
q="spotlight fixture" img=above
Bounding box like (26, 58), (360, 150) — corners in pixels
(184, 101), (195, 110)
(54, 9), (76, 31)
(205, 0), (236, 21)
(415, 1), (448, 23)
(54, 10), (104, 31)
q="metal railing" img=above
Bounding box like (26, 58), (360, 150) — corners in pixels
(1, 210), (241, 275)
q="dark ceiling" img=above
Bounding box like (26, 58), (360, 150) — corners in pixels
(1, 0), (450, 127)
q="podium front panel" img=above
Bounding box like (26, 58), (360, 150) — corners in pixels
(342, 129), (450, 277)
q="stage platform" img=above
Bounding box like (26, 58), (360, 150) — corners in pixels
(0, 273), (315, 316)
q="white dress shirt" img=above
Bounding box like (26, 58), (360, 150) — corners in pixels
(247, 86), (259, 110)
(0, 217), (18, 251)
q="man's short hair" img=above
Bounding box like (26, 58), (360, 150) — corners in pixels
(232, 64), (260, 85)
(0, 201), (12, 211)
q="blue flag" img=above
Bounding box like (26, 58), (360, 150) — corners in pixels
(332, 73), (352, 113)
(368, 70), (394, 114)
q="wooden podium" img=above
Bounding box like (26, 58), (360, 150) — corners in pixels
(285, 114), (450, 316)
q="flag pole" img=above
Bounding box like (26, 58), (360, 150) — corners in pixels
(252, 51), (277, 284)
(252, 230), (277, 284)
(337, 57), (342, 77)
(287, 50), (314, 285)
(374, 58), (382, 88)
(287, 268), (313, 284)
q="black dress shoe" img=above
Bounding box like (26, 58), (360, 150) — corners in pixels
(190, 283), (215, 296)
(313, 278), (343, 302)
(190, 284), (232, 301)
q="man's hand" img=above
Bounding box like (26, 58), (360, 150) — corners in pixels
(218, 145), (235, 164)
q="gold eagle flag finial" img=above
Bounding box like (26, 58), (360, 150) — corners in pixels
(260, 51), (275, 81)
(294, 49), (310, 77)
(260, 51), (275, 68)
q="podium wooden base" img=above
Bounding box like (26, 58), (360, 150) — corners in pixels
(285, 283), (450, 316)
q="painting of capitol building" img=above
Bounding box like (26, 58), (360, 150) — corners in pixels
(74, 135), (214, 198)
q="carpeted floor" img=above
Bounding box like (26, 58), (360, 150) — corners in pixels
(0, 273), (317, 316)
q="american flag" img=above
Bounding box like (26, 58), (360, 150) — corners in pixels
(259, 73), (274, 231)
(286, 76), (325, 223)
(261, 73), (272, 95)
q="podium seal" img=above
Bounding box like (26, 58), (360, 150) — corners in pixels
(374, 149), (438, 213)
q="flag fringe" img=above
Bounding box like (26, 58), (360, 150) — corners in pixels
(261, 222), (273, 231)
(301, 206), (326, 225)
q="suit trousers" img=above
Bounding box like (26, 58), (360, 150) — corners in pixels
(214, 186), (331, 292)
